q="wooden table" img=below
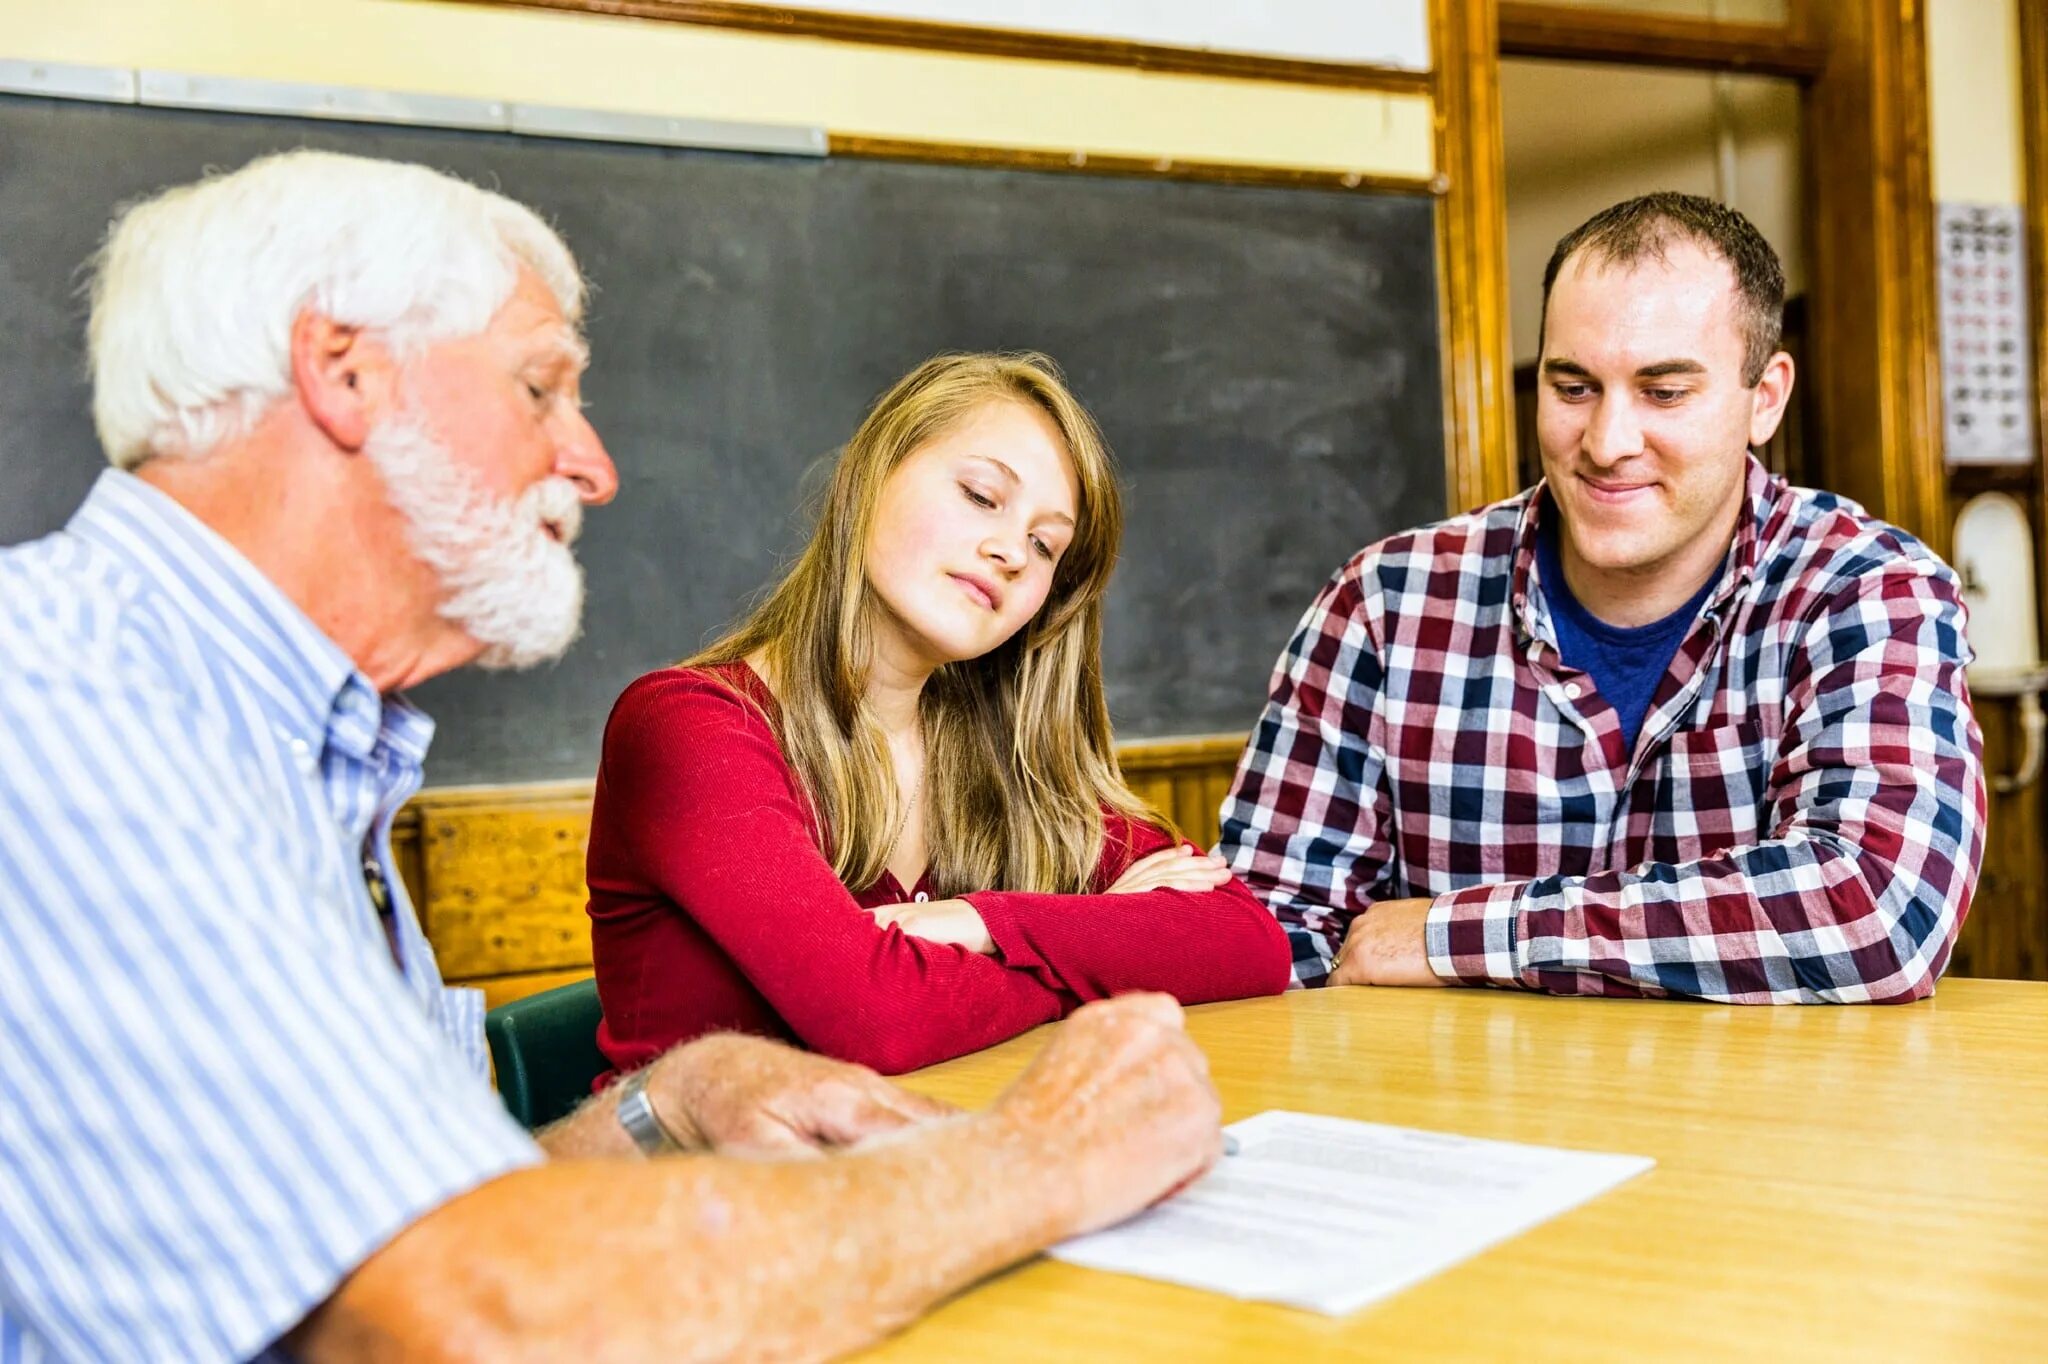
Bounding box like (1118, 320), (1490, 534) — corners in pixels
(871, 980), (2048, 1362)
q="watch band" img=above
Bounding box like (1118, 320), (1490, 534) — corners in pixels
(615, 1067), (687, 1157)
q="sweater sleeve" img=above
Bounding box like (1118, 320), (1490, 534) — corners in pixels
(590, 671), (1066, 1075)
(964, 813), (1293, 1005)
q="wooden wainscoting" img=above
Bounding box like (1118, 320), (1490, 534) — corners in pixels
(1116, 734), (1250, 849)
(392, 734), (1250, 1007)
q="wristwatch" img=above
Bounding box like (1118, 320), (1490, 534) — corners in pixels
(614, 1066), (687, 1157)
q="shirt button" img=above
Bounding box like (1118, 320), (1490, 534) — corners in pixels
(1563, 683), (1583, 700)
(913, 891), (930, 903)
(289, 738), (312, 758)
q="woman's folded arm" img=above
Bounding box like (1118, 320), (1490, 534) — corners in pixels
(592, 671), (1068, 1074)
(967, 813), (1293, 1004)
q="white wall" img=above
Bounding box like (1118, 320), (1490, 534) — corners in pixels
(765, 1), (1431, 70)
(1927, 0), (2024, 205)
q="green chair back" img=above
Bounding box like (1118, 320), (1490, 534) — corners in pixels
(485, 977), (610, 1131)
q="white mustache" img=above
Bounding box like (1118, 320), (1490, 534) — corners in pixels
(523, 477), (584, 546)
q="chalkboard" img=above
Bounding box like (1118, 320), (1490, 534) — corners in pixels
(0, 94), (1445, 784)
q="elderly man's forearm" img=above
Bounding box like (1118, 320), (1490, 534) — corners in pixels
(294, 1111), (1075, 1363)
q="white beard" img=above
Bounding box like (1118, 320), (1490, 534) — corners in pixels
(363, 417), (587, 670)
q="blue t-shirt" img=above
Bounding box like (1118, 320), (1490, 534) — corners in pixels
(1535, 508), (1718, 750)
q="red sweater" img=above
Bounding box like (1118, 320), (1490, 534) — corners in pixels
(585, 663), (1292, 1076)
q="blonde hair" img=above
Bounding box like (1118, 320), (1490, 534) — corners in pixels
(691, 352), (1162, 895)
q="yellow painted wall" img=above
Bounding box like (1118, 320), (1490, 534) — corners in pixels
(1927, 0), (2025, 204)
(0, 0), (1433, 178)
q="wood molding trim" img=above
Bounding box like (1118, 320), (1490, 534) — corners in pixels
(1497, 2), (1827, 79)
(455, 0), (1434, 95)
(394, 734), (1249, 988)
(2024, 0), (2048, 645)
(1433, 0), (1519, 514)
(829, 136), (1442, 197)
(1801, 0), (1948, 555)
(1119, 734), (1248, 845)
(1116, 733), (1247, 774)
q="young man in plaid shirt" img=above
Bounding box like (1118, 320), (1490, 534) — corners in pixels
(1219, 193), (1984, 1003)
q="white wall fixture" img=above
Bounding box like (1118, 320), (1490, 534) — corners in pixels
(1938, 202), (2036, 466)
(1955, 491), (2048, 791)
(749, 1), (1432, 70)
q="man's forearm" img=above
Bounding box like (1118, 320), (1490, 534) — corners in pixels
(299, 1111), (1076, 1363)
(1428, 829), (1963, 1001)
(537, 1089), (644, 1159)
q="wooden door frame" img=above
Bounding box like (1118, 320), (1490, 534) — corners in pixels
(2023, 0), (2048, 625)
(1799, 0), (1948, 556)
(1433, 0), (1520, 511)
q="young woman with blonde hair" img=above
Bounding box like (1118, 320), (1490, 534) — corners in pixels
(585, 353), (1289, 1077)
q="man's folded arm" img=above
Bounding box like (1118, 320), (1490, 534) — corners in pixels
(1425, 566), (1986, 1003)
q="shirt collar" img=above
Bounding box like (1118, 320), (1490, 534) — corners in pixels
(66, 469), (433, 766)
(1511, 453), (1778, 643)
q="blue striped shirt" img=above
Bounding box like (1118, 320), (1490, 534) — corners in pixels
(0, 471), (542, 1363)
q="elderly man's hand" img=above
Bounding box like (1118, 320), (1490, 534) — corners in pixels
(646, 1032), (957, 1158)
(1329, 898), (1448, 987)
(991, 993), (1223, 1237)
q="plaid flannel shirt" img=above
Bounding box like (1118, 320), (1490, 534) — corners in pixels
(1218, 456), (1985, 1003)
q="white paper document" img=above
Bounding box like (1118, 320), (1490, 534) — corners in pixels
(1048, 1110), (1653, 1315)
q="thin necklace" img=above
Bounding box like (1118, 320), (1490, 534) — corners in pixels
(882, 747), (925, 872)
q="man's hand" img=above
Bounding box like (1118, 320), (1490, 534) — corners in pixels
(645, 1032), (957, 1158)
(1329, 898), (1448, 988)
(869, 896), (995, 954)
(992, 993), (1223, 1237)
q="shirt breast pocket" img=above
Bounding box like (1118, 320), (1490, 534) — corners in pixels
(1655, 719), (1776, 857)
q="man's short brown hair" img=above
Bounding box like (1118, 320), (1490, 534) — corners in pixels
(1539, 192), (1786, 386)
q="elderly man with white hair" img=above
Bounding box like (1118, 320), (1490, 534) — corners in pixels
(0, 150), (1223, 1363)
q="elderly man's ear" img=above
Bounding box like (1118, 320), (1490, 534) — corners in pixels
(290, 310), (399, 453)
